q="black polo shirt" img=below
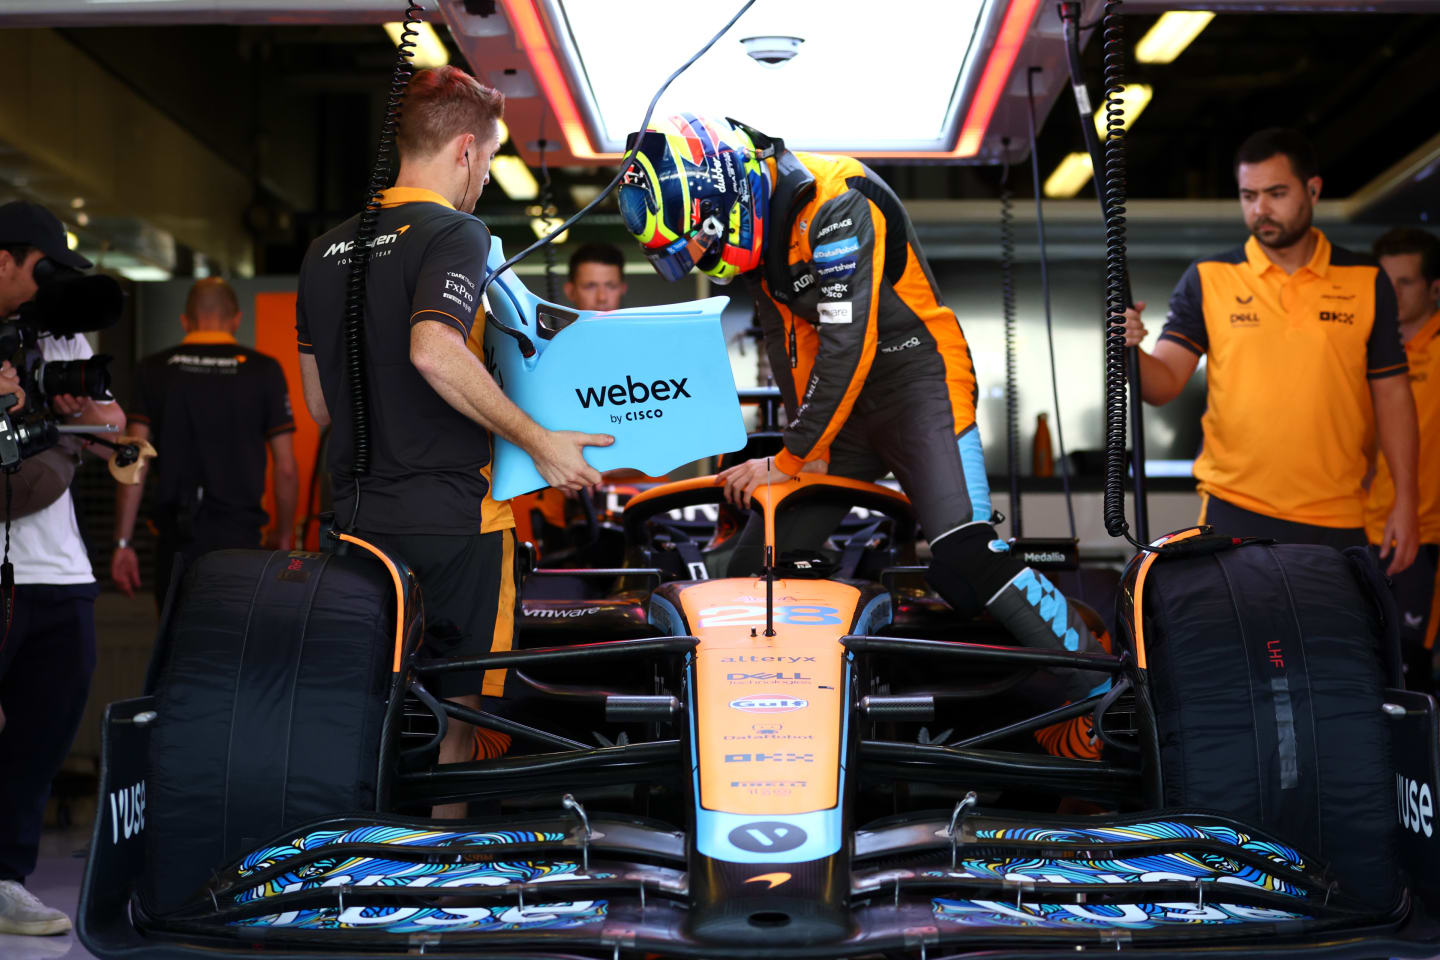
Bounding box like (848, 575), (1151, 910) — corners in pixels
(128, 331), (294, 529)
(296, 186), (494, 534)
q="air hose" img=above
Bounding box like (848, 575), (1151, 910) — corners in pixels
(998, 145), (1022, 537)
(1026, 67), (1077, 541)
(475, 0), (759, 358)
(341, 0), (421, 527)
(1060, 0), (1151, 550)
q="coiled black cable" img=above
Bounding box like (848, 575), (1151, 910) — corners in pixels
(998, 143), (1022, 537)
(1059, 0), (1151, 551)
(1098, 0), (1141, 548)
(537, 121), (559, 303)
(341, 0), (420, 522)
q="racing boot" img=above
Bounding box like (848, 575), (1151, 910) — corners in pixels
(927, 525), (1112, 759)
(984, 566), (1112, 702)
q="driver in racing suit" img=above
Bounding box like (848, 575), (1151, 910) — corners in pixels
(619, 115), (1109, 758)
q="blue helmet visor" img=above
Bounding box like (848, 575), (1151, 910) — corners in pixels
(618, 184), (652, 237)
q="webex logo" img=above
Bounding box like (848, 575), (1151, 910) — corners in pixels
(576, 375), (693, 424)
(576, 375), (691, 408)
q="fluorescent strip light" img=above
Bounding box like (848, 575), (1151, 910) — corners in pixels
(490, 155), (539, 200)
(383, 21), (450, 69)
(496, 118), (509, 146)
(501, 0), (598, 159)
(113, 264), (171, 282)
(1134, 11), (1214, 65)
(1044, 152), (1093, 198)
(530, 217), (568, 245)
(1092, 83), (1153, 138)
(954, 0), (1044, 157)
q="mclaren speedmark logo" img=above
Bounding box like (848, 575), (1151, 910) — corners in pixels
(745, 872), (792, 889)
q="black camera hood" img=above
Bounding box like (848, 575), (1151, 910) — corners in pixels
(18, 270), (124, 337)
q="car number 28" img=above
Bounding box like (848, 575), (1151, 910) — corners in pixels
(698, 605), (842, 627)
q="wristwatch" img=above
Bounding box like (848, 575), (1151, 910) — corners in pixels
(116, 538), (132, 550)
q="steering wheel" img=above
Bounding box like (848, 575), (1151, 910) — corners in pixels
(621, 478), (744, 556)
(622, 475), (918, 580)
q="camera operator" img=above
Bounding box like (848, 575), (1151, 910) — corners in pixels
(0, 201), (126, 937)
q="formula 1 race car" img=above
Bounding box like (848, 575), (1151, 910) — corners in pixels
(79, 471), (1440, 959)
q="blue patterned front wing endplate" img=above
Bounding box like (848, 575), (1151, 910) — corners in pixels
(226, 825), (607, 934)
(934, 898), (1304, 929)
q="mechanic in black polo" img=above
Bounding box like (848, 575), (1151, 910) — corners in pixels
(296, 66), (610, 816)
(113, 278), (298, 607)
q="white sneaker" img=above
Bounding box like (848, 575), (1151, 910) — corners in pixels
(0, 880), (71, 936)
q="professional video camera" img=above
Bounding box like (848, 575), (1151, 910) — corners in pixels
(0, 258), (151, 514)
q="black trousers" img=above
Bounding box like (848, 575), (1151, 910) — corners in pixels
(727, 378), (990, 576)
(154, 510), (262, 610)
(1372, 543), (1438, 694)
(1202, 495), (1368, 550)
(0, 583), (98, 881)
(353, 529), (518, 700)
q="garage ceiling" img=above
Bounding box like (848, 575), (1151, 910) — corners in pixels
(0, 0), (1435, 275)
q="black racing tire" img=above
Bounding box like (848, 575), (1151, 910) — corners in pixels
(1136, 541), (1400, 911)
(140, 548), (399, 916)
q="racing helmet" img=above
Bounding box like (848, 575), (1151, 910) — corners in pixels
(618, 114), (772, 284)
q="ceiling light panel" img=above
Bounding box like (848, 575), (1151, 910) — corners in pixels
(544, 0), (995, 154)
(1134, 11), (1214, 65)
(1092, 83), (1152, 138)
(384, 21), (450, 68)
(1044, 151), (1093, 198)
(490, 154), (540, 200)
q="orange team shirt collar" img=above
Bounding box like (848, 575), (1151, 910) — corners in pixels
(180, 331), (237, 345)
(378, 186), (454, 209)
(1243, 227), (1331, 280)
(1407, 309), (1440, 351)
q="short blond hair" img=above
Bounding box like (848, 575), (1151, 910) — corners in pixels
(397, 66), (505, 160)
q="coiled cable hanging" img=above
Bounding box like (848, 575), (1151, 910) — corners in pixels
(1097, 0), (1141, 547)
(340, 0), (421, 528)
(476, 0), (758, 357)
(1026, 67), (1077, 541)
(998, 142), (1022, 537)
(537, 116), (560, 303)
(1060, 0), (1151, 551)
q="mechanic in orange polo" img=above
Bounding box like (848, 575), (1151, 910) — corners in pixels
(1123, 128), (1419, 572)
(1365, 227), (1440, 692)
(619, 114), (1113, 737)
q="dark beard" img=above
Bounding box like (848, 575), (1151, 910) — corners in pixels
(1250, 208), (1313, 251)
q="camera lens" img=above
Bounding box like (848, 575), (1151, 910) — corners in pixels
(38, 356), (112, 401)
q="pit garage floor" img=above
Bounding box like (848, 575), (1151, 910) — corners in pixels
(0, 591), (157, 960)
